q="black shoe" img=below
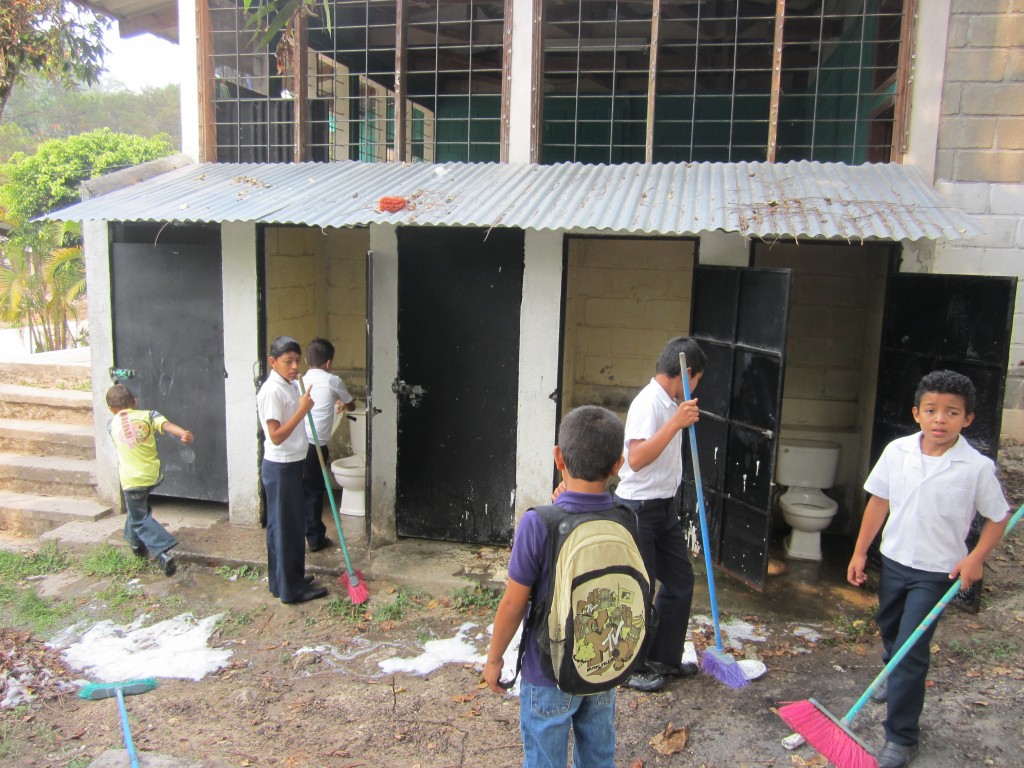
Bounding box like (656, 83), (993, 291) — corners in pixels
(870, 680), (888, 703)
(282, 586), (328, 604)
(156, 551), (176, 577)
(876, 741), (918, 768)
(270, 575), (316, 598)
(646, 660), (699, 678)
(130, 543), (147, 558)
(308, 537), (333, 552)
(621, 672), (666, 692)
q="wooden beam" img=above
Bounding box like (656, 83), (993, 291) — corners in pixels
(766, 0), (786, 162)
(891, 0), (917, 163)
(530, 0), (543, 163)
(500, 0), (514, 162)
(196, 0), (217, 162)
(294, 12), (310, 162)
(645, 0), (661, 164)
(394, 0), (408, 162)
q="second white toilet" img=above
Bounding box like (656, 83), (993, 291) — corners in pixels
(331, 407), (366, 517)
(776, 438), (841, 561)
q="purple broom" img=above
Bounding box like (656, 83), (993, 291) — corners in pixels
(680, 352), (748, 688)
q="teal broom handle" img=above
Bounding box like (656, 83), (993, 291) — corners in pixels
(115, 688), (140, 768)
(680, 353), (725, 652)
(842, 503), (1024, 725)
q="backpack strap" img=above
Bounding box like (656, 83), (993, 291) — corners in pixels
(497, 505), (565, 690)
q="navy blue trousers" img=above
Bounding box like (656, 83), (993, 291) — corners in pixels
(302, 443), (330, 548)
(876, 555), (951, 746)
(262, 459), (307, 602)
(614, 494), (694, 667)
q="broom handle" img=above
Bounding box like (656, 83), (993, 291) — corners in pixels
(841, 503), (1024, 726)
(680, 353), (726, 652)
(115, 688), (140, 768)
(299, 377), (362, 586)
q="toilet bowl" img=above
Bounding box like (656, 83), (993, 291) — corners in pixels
(776, 438), (840, 561)
(330, 408), (366, 517)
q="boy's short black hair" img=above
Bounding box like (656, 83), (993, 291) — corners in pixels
(106, 383), (135, 410)
(557, 406), (624, 482)
(306, 338), (335, 368)
(269, 335), (302, 358)
(656, 336), (707, 378)
(915, 369), (976, 414)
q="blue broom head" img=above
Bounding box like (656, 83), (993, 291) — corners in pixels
(701, 647), (749, 689)
(78, 678), (158, 700)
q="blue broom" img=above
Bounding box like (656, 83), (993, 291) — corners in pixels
(79, 678), (158, 768)
(680, 352), (748, 688)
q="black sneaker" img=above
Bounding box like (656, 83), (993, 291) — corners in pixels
(621, 672), (666, 692)
(646, 660), (699, 678)
(308, 537), (333, 552)
(157, 551), (176, 577)
(876, 741), (918, 768)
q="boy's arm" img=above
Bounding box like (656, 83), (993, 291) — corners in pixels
(162, 421), (194, 445)
(266, 391), (315, 445)
(625, 397), (700, 472)
(483, 579), (531, 693)
(950, 514), (1010, 590)
(847, 495), (890, 586)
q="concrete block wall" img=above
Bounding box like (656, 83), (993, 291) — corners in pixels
(934, 0), (1024, 440)
(264, 227), (319, 349)
(320, 227), (369, 398)
(562, 238), (695, 416)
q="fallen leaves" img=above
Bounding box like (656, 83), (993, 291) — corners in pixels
(649, 722), (688, 755)
(791, 753), (828, 766)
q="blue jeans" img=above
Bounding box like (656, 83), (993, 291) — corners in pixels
(519, 681), (615, 768)
(122, 485), (178, 557)
(876, 556), (951, 746)
(614, 494), (694, 667)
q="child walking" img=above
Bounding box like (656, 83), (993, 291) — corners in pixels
(848, 370), (1009, 768)
(257, 336), (328, 604)
(484, 406), (629, 767)
(105, 383), (193, 577)
(302, 337), (355, 552)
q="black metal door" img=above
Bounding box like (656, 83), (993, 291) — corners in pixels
(395, 227), (524, 544)
(111, 243), (228, 503)
(683, 266), (792, 591)
(872, 273), (1016, 609)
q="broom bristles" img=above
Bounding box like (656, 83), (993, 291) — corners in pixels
(777, 699), (878, 768)
(340, 569), (370, 604)
(701, 647), (749, 689)
(78, 678), (158, 700)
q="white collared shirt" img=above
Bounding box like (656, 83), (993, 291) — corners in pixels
(302, 367), (353, 446)
(864, 432), (1008, 573)
(257, 370), (308, 463)
(615, 378), (682, 500)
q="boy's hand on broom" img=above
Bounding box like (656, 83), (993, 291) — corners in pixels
(950, 552), (985, 590)
(298, 389), (314, 415)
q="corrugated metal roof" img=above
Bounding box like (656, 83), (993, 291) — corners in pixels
(49, 160), (979, 242)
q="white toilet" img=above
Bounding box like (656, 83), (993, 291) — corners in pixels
(331, 408), (366, 517)
(776, 438), (841, 561)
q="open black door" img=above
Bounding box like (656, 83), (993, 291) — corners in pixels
(394, 227), (524, 544)
(111, 241), (228, 503)
(872, 273), (1017, 610)
(364, 249), (375, 545)
(683, 266), (792, 591)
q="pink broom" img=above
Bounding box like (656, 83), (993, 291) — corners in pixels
(779, 504), (1024, 768)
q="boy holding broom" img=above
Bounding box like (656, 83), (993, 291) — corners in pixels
(847, 370), (1009, 768)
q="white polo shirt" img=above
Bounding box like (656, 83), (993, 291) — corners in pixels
(257, 370), (308, 463)
(302, 367), (353, 446)
(615, 378), (682, 500)
(864, 432), (1008, 573)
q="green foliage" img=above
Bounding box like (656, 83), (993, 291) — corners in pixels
(1, 128), (173, 220)
(7, 588), (75, 633)
(326, 596), (369, 624)
(242, 0), (333, 48)
(375, 587), (420, 622)
(79, 544), (147, 579)
(451, 584), (503, 613)
(216, 564), (262, 581)
(947, 637), (1018, 662)
(0, 545), (71, 581)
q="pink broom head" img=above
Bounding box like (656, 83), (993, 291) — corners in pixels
(701, 647), (749, 689)
(339, 569), (370, 604)
(777, 699), (877, 768)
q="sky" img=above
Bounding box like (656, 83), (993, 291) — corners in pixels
(100, 28), (183, 92)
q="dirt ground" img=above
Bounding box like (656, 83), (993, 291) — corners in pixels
(2, 450), (1024, 767)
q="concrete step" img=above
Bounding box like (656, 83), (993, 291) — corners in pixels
(0, 418), (95, 459)
(0, 453), (98, 497)
(0, 349), (90, 390)
(0, 489), (113, 535)
(0, 382), (93, 424)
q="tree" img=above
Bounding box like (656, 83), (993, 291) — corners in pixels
(0, 0), (109, 124)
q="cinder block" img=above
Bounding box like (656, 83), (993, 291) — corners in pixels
(780, 397), (860, 429)
(947, 15), (970, 48)
(941, 83), (963, 116)
(789, 305), (866, 340)
(936, 180), (991, 213)
(574, 266), (617, 297)
(584, 297), (644, 327)
(964, 216), (1019, 248)
(996, 118), (1024, 150)
(946, 48), (1009, 82)
(781, 366), (825, 398)
(787, 336), (860, 368)
(968, 14), (1024, 48)
(275, 227), (317, 255)
(932, 244), (984, 274)
(938, 118), (997, 149)
(1008, 48), (1024, 80)
(791, 275), (868, 308)
(955, 151), (1024, 182)
(980, 247), (1024, 276)
(824, 369), (863, 401)
(955, 0), (1013, 14)
(962, 83), (1024, 117)
(642, 299), (691, 330)
(935, 149), (956, 182)
(1017, 218), (1024, 248)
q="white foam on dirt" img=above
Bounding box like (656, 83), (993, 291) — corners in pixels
(377, 622), (483, 676)
(48, 613), (232, 682)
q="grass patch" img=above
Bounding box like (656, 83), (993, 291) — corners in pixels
(95, 581), (144, 621)
(215, 564), (261, 581)
(0, 545), (72, 582)
(5, 589), (75, 633)
(451, 584), (503, 613)
(821, 610), (878, 646)
(326, 597), (369, 625)
(80, 545), (147, 579)
(947, 637), (1018, 663)
(374, 587), (423, 623)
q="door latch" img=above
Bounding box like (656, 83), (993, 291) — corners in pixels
(392, 378), (427, 406)
(109, 367), (136, 383)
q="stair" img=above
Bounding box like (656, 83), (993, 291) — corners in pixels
(0, 354), (113, 535)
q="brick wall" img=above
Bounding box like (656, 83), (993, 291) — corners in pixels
(933, 0), (1024, 439)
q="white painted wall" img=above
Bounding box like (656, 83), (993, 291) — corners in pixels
(507, 0), (536, 164)
(178, 0), (200, 161)
(367, 224), (398, 543)
(515, 229), (564, 519)
(221, 223), (261, 525)
(83, 221), (120, 509)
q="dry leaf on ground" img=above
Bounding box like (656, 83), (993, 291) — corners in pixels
(649, 722), (688, 755)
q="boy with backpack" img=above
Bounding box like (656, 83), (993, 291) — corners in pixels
(484, 406), (652, 767)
